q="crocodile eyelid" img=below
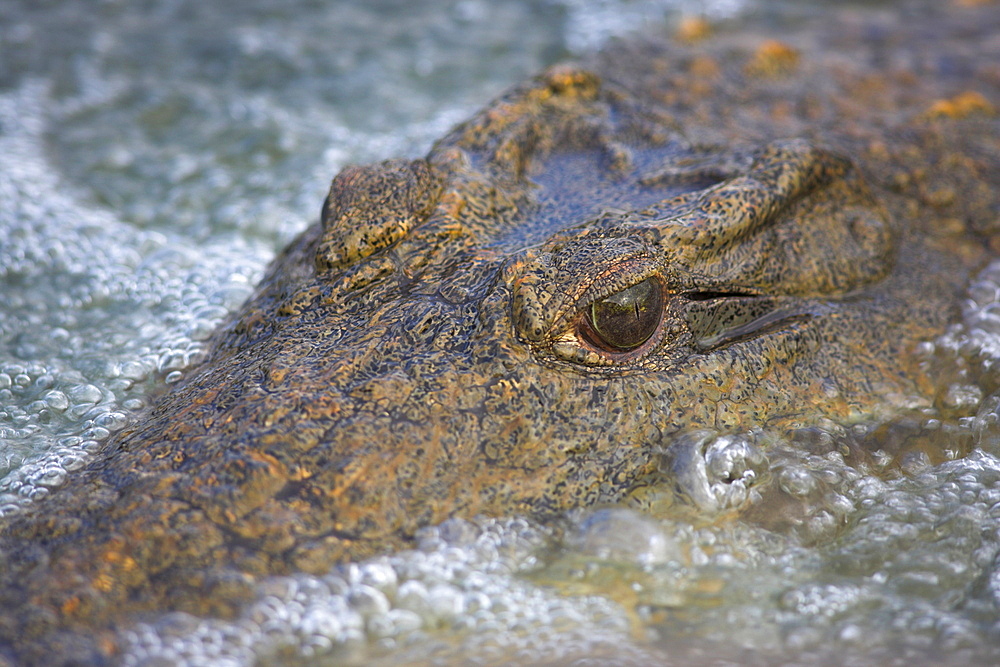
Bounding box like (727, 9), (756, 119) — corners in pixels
(510, 237), (663, 344)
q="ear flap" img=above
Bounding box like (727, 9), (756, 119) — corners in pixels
(315, 159), (444, 273)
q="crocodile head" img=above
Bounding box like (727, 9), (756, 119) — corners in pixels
(176, 66), (902, 559)
(0, 66), (961, 660)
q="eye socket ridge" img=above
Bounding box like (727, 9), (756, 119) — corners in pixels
(578, 276), (666, 355)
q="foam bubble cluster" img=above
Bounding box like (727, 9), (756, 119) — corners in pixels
(0, 82), (272, 514)
(121, 517), (663, 666)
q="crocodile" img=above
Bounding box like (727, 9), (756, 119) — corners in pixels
(1, 3), (998, 664)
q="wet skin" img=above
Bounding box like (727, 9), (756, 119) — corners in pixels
(1, 4), (998, 664)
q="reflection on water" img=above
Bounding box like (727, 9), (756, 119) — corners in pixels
(2, 0), (1000, 665)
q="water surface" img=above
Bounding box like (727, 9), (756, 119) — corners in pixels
(2, 1), (999, 665)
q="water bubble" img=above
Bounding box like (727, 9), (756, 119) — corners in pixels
(80, 439), (101, 453)
(119, 360), (150, 382)
(67, 383), (103, 404)
(778, 466), (817, 497)
(395, 580), (433, 618)
(33, 374), (55, 390)
(357, 560), (398, 598)
(944, 383), (983, 413)
(570, 508), (679, 566)
(81, 426), (111, 441)
(58, 451), (88, 472)
(31, 465), (66, 488)
(968, 279), (1000, 308)
(157, 351), (187, 374)
(348, 585), (391, 620)
(94, 411), (130, 431)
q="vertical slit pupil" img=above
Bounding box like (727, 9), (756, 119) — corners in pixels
(588, 277), (663, 351)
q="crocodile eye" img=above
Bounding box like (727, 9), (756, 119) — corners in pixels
(584, 277), (663, 351)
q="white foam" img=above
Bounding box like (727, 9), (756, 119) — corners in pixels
(0, 80), (270, 514)
(121, 517), (666, 666)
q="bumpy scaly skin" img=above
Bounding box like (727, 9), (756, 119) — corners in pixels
(1, 4), (998, 664)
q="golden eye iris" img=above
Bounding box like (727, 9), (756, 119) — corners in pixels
(586, 277), (663, 351)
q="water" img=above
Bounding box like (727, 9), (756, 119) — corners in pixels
(2, 0), (999, 664)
